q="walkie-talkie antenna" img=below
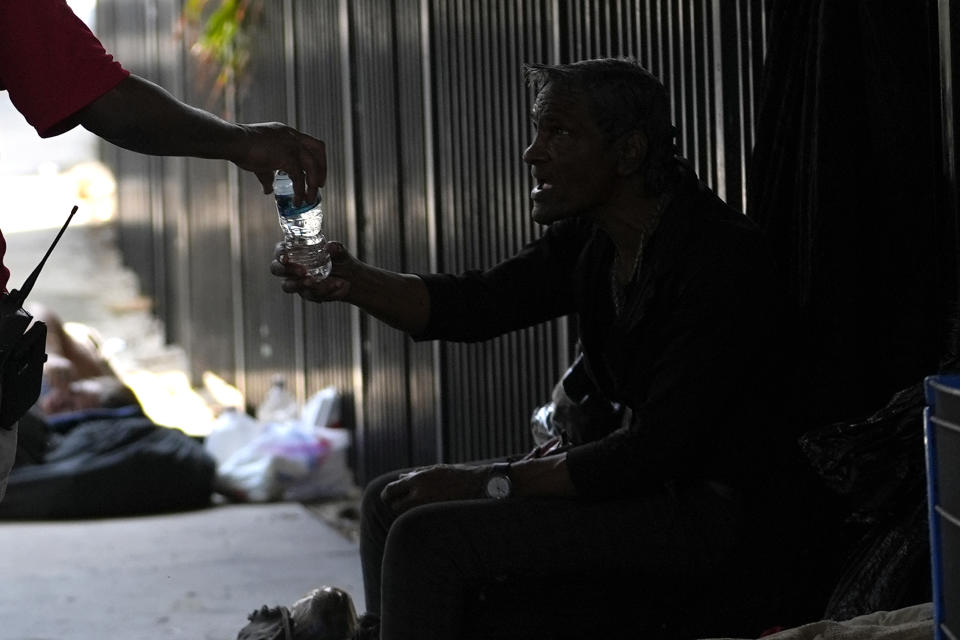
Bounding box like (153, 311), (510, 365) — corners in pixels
(7, 205), (78, 308)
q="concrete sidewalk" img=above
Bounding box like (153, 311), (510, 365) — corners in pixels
(0, 503), (364, 640)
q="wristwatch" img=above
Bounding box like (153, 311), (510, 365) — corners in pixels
(484, 462), (513, 499)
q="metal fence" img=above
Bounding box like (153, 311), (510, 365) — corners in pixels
(95, 0), (769, 484)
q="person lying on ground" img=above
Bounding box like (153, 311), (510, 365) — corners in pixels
(28, 304), (138, 417)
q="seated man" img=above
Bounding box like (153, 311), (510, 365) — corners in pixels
(272, 58), (793, 639)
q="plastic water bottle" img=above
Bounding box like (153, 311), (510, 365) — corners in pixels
(273, 171), (331, 278)
(256, 375), (299, 423)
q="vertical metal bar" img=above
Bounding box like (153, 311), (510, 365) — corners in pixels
(283, 0), (307, 402)
(741, 0), (754, 210)
(701, 0), (712, 180)
(625, 0), (635, 55)
(420, 1), (438, 277)
(339, 0), (366, 477)
(146, 0), (166, 324)
(665, 1), (675, 137)
(225, 42), (246, 396)
(477, 0), (492, 269)
(283, 0), (297, 121)
(940, 0), (960, 286)
(172, 0), (193, 370)
(552, 0), (570, 370)
(657, 1), (666, 86)
(686, 0), (697, 175)
(551, 0), (562, 63)
(574, 0), (583, 60)
(698, 0), (714, 187)
(760, 0), (768, 59)
(591, 0), (600, 55)
(419, 0), (444, 461)
(941, 0), (956, 186)
(645, 0), (654, 72)
(614, 0), (624, 56)
(457, 0), (471, 271)
(487, 3), (500, 289)
(677, 0), (688, 161)
(711, 0), (727, 202)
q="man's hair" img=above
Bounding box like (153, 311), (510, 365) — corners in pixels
(524, 58), (679, 194)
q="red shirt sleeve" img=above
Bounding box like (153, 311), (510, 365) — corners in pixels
(0, 0), (130, 138)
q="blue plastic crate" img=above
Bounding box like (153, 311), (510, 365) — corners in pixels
(924, 375), (960, 640)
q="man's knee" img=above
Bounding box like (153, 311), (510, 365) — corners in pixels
(360, 471), (392, 514)
(359, 470), (404, 542)
(382, 503), (458, 569)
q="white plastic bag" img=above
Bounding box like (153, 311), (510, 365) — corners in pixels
(204, 386), (355, 502)
(282, 386), (355, 501)
(204, 410), (263, 464)
(281, 422), (353, 502)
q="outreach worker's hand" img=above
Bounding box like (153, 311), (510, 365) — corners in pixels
(234, 122), (327, 205)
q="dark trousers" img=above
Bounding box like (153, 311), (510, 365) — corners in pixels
(359, 468), (747, 640)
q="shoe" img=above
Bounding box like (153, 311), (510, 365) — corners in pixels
(236, 586), (358, 640)
(352, 613), (380, 640)
(237, 604), (293, 640)
(289, 586), (358, 640)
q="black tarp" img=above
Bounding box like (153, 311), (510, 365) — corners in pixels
(746, 0), (957, 621)
(749, 0), (955, 429)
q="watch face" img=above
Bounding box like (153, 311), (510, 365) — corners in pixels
(486, 475), (511, 499)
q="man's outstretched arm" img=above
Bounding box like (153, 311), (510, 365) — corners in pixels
(72, 75), (326, 204)
(271, 242), (432, 336)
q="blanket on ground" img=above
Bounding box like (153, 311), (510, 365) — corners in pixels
(705, 603), (933, 640)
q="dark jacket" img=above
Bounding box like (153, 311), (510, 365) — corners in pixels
(418, 167), (784, 498)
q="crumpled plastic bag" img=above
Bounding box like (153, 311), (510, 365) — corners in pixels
(798, 383), (926, 524)
(205, 386), (355, 503)
(798, 381), (931, 619)
(530, 353), (624, 446)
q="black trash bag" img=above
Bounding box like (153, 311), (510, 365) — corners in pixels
(799, 383), (927, 525)
(799, 382), (931, 619)
(0, 411), (216, 519)
(823, 500), (931, 620)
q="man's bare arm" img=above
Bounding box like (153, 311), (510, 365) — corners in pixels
(272, 242), (431, 336)
(73, 75), (326, 203)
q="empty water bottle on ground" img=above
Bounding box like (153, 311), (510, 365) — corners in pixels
(273, 171), (331, 278)
(256, 375), (299, 423)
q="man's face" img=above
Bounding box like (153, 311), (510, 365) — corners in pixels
(523, 82), (620, 225)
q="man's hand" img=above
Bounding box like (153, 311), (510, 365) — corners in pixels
(234, 122), (327, 205)
(270, 239), (432, 335)
(270, 240), (356, 303)
(521, 435), (568, 460)
(380, 464), (490, 514)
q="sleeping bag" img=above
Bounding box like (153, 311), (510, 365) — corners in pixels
(0, 408), (215, 519)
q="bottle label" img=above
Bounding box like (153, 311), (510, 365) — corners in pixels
(276, 194), (319, 217)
